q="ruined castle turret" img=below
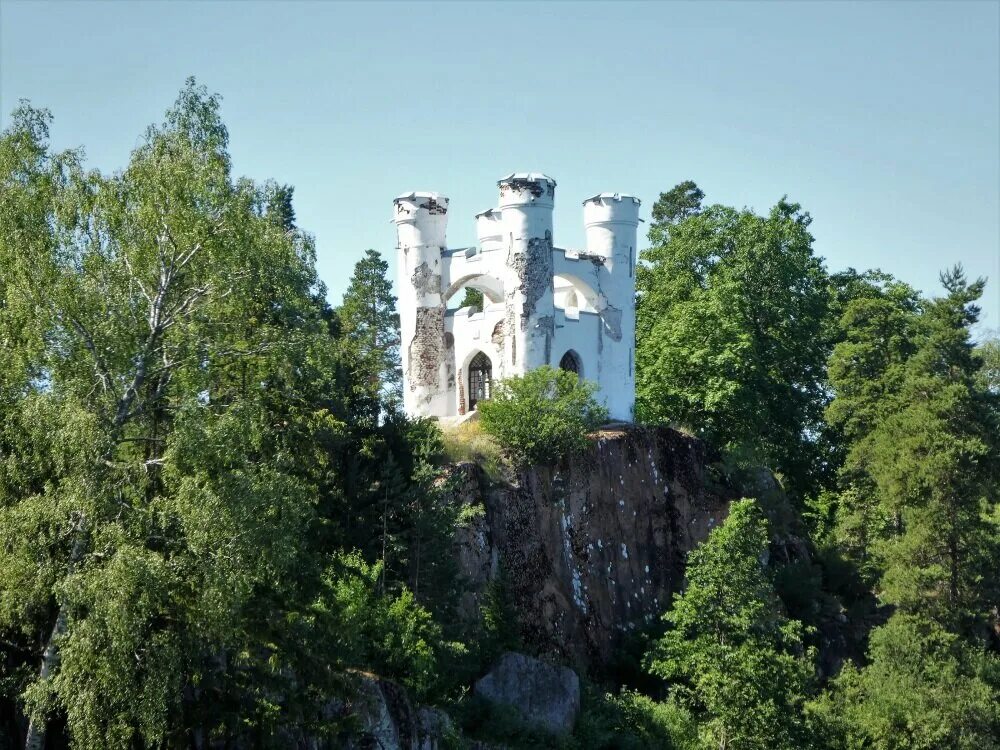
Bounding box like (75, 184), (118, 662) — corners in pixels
(582, 193), (641, 421)
(393, 192), (449, 417)
(497, 173), (556, 373)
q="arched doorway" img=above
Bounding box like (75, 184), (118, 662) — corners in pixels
(559, 350), (582, 378)
(468, 351), (492, 411)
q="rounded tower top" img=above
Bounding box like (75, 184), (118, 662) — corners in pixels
(499, 171), (557, 185)
(393, 191), (449, 218)
(393, 192), (449, 248)
(497, 172), (556, 209)
(583, 192), (641, 227)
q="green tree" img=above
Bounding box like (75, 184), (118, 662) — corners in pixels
(636, 187), (831, 500)
(478, 366), (608, 465)
(648, 179), (705, 229)
(976, 334), (1000, 393)
(338, 248), (402, 419)
(865, 268), (999, 632)
(806, 271), (1000, 750)
(0, 81), (362, 748)
(808, 613), (1000, 750)
(646, 499), (815, 750)
(320, 551), (452, 701)
(263, 182), (296, 232)
(817, 272), (922, 579)
(824, 271), (922, 449)
(458, 286), (484, 311)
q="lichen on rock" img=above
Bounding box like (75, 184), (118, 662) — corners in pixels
(449, 425), (734, 670)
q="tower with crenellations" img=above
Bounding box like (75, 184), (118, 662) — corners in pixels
(394, 172), (640, 422)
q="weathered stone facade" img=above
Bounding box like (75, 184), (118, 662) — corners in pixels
(394, 173), (641, 422)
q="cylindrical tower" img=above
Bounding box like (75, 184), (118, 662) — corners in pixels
(393, 191), (449, 418)
(583, 192), (641, 421)
(497, 172), (557, 374)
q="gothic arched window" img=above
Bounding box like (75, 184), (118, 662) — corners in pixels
(468, 352), (492, 411)
(559, 350), (582, 378)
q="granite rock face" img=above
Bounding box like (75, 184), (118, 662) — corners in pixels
(473, 652), (580, 735)
(216, 672), (456, 750)
(332, 673), (455, 750)
(451, 426), (733, 669)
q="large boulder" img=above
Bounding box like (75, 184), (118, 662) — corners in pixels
(473, 652), (580, 735)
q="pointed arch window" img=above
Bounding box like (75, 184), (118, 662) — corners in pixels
(468, 352), (492, 411)
(559, 350), (582, 378)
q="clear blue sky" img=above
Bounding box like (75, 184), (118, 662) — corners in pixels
(3, 1), (998, 331)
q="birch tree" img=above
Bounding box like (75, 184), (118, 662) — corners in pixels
(0, 80), (345, 748)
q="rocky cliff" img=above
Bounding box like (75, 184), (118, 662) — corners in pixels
(312, 426), (861, 749)
(451, 425), (735, 670)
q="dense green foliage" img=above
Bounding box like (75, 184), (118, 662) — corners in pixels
(478, 365), (608, 465)
(458, 286), (484, 311)
(457, 686), (699, 750)
(801, 267), (1000, 749)
(1, 83), (347, 746)
(1, 93), (997, 749)
(866, 269), (998, 632)
(647, 500), (815, 749)
(636, 182), (998, 750)
(0, 82), (465, 748)
(636, 184), (831, 499)
(808, 614), (1000, 749)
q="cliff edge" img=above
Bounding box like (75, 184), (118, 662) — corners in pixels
(450, 425), (735, 670)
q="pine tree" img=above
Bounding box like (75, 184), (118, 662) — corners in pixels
(808, 269), (1000, 750)
(821, 273), (921, 579)
(338, 248), (402, 419)
(866, 267), (999, 632)
(648, 179), (704, 231)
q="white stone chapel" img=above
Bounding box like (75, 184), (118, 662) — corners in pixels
(394, 172), (639, 422)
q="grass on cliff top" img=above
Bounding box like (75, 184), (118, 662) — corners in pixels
(440, 420), (508, 480)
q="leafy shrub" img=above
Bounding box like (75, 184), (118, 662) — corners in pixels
(575, 688), (699, 750)
(322, 551), (463, 700)
(478, 569), (522, 666)
(478, 366), (608, 465)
